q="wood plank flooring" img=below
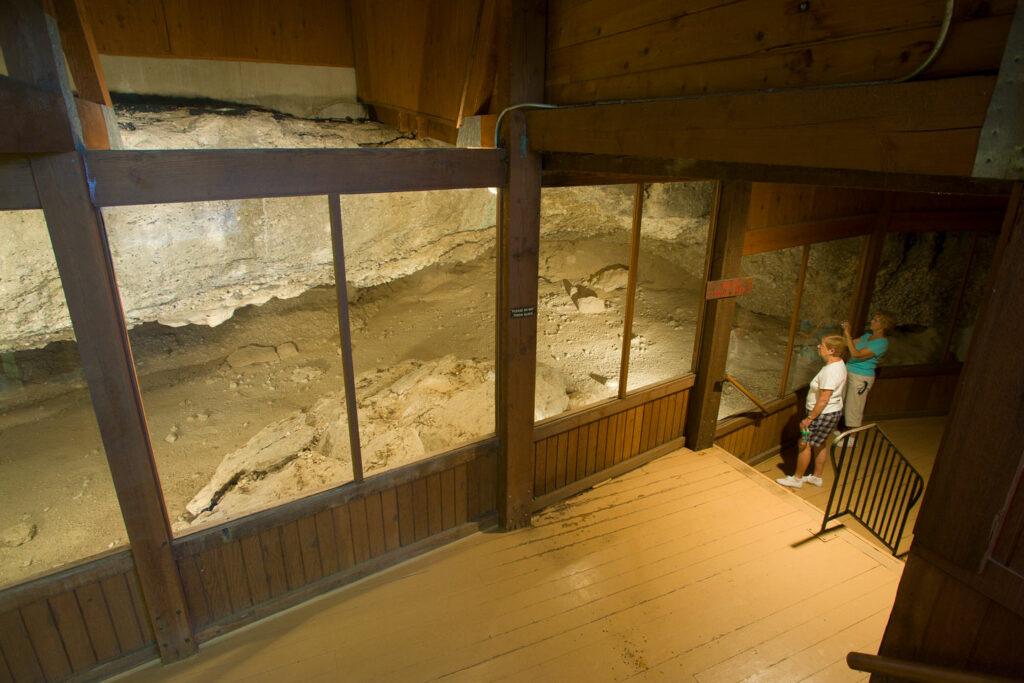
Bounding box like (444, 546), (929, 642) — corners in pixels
(753, 416), (944, 555)
(114, 445), (903, 682)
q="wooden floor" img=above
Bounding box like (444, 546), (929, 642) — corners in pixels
(115, 445), (904, 682)
(753, 416), (945, 555)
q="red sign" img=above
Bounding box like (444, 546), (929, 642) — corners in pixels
(705, 277), (754, 300)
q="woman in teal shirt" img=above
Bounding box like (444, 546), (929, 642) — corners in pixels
(840, 311), (895, 433)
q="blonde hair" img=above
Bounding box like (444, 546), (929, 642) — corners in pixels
(821, 334), (849, 361)
(873, 311), (897, 335)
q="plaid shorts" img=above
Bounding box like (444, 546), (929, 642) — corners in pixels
(801, 410), (842, 447)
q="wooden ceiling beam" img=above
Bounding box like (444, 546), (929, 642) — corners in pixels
(541, 153), (1014, 196)
(81, 148), (506, 207)
(529, 76), (997, 179)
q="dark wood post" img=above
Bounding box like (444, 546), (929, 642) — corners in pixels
(5, 0), (196, 661)
(685, 181), (751, 450)
(494, 0), (545, 528)
(847, 194), (892, 333)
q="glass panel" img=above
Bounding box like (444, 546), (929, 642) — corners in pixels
(626, 182), (712, 391)
(0, 210), (126, 587)
(536, 186), (632, 417)
(721, 246), (801, 419)
(786, 237), (863, 394)
(870, 231), (980, 366)
(945, 232), (997, 362)
(102, 196), (351, 533)
(347, 190), (497, 471)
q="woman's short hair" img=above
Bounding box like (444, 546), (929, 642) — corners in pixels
(873, 310), (897, 335)
(822, 334), (849, 361)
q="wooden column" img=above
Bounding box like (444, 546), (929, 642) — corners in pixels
(685, 181), (751, 450)
(31, 153), (195, 661)
(6, 0), (195, 661)
(494, 0), (544, 528)
(618, 184), (644, 398)
(847, 195), (892, 332)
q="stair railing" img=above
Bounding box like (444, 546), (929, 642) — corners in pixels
(822, 424), (925, 556)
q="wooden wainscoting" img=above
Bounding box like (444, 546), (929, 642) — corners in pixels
(531, 376), (693, 509)
(0, 551), (157, 682)
(173, 439), (498, 643)
(864, 364), (962, 420)
(0, 440), (497, 682)
(714, 394), (802, 464)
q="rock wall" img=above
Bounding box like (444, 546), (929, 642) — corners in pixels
(1, 106), (715, 354)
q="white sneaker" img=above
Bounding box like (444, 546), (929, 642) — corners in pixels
(802, 475), (823, 487)
(776, 475), (803, 489)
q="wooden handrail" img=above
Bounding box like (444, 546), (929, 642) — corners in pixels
(847, 652), (1022, 682)
(723, 373), (770, 414)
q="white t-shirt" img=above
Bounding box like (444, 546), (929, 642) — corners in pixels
(806, 361), (847, 414)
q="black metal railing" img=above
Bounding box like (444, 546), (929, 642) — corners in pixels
(822, 425), (925, 556)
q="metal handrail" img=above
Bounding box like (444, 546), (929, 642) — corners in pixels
(723, 373), (770, 415)
(847, 652), (1022, 682)
(822, 424), (925, 556)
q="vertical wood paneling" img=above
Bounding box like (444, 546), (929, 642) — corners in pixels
(411, 478), (430, 541)
(380, 488), (403, 552)
(441, 469), (457, 530)
(454, 466), (469, 526)
(396, 484), (416, 546)
(220, 542), (254, 612)
(575, 425), (589, 480)
(314, 508), (340, 576)
(21, 600), (72, 681)
(0, 610), (45, 682)
(49, 591), (96, 672)
(596, 419), (610, 471)
(466, 458), (482, 519)
(100, 574), (145, 652)
(585, 421), (599, 475)
(348, 498), (371, 564)
(630, 405), (644, 456)
(481, 450), (497, 514)
(332, 504), (356, 570)
(427, 473), (444, 536)
(74, 583), (120, 662)
(641, 400), (656, 453)
(365, 493), (388, 558)
(534, 438), (547, 496)
(177, 555), (211, 628)
(565, 427), (579, 485)
(296, 516), (324, 584)
(555, 431), (569, 489)
(240, 535), (271, 604)
(615, 411), (629, 462)
(279, 522), (307, 592)
(195, 548), (232, 622)
(258, 528), (289, 598)
(544, 436), (558, 493)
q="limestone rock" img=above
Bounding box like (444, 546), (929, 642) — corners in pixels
(1, 522), (37, 548)
(576, 296), (606, 314)
(227, 344), (279, 368)
(184, 413), (317, 517)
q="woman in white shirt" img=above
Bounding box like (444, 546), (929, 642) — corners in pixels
(777, 334), (848, 489)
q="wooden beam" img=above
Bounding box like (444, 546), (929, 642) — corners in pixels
(0, 0), (81, 151)
(0, 75), (78, 153)
(889, 210), (1005, 233)
(29, 152), (195, 662)
(529, 77), (997, 178)
(542, 153), (1015, 196)
(743, 215), (875, 255)
(0, 156), (42, 210)
(82, 148), (506, 206)
(51, 0), (111, 106)
(495, 0), (545, 529)
(685, 181), (751, 450)
(327, 194), (365, 483)
(617, 184), (643, 398)
(847, 198), (892, 332)
(912, 183), (1024, 570)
